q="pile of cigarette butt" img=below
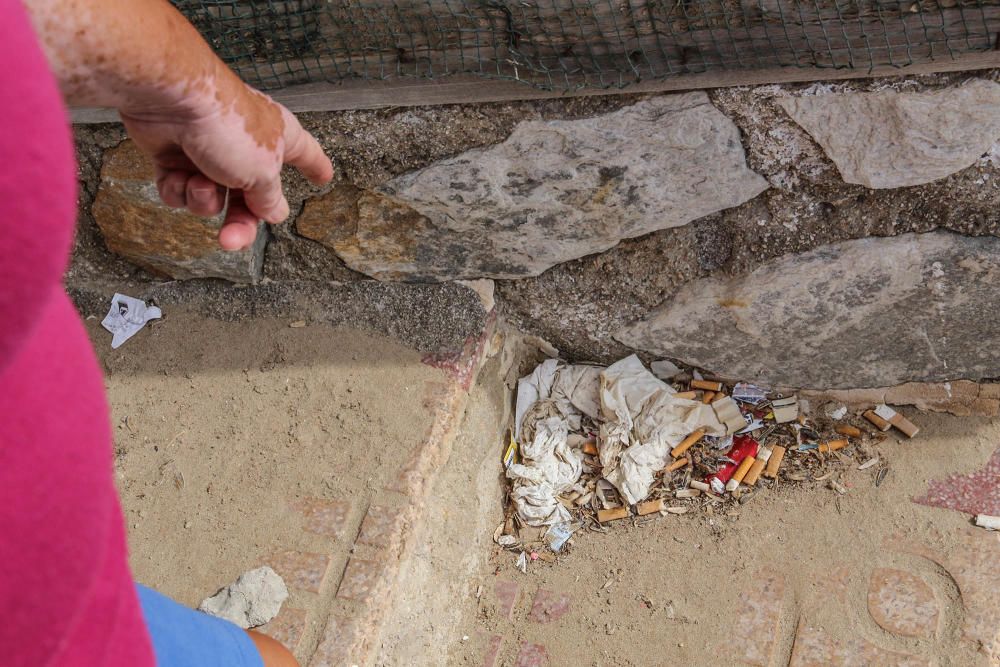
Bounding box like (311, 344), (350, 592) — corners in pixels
(497, 374), (920, 560)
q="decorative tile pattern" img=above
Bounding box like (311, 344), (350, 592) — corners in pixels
(357, 504), (405, 549)
(868, 568), (939, 638)
(266, 550), (331, 593)
(293, 497), (353, 539)
(731, 573), (785, 666)
(494, 580), (520, 621)
(528, 589), (571, 624)
(514, 642), (549, 667)
(336, 557), (387, 602)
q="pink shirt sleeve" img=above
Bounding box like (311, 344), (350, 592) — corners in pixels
(0, 2), (155, 665)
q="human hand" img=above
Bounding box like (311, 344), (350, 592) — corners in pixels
(119, 76), (333, 251)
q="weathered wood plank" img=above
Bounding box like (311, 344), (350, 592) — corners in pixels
(71, 49), (1000, 123)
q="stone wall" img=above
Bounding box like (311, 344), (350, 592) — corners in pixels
(70, 69), (1000, 390)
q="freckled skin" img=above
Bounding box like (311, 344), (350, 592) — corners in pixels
(24, 0), (333, 250)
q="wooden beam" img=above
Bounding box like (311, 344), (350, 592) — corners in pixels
(70, 50), (1000, 123)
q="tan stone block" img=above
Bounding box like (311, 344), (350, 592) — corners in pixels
(979, 384), (1000, 400)
(93, 140), (265, 281)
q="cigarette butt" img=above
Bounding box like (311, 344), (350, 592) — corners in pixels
(582, 441), (599, 456)
(675, 488), (702, 499)
(864, 410), (892, 432)
(666, 457), (689, 472)
(743, 457), (767, 486)
(835, 425), (862, 438)
(758, 446), (773, 463)
(818, 439), (848, 453)
(673, 391), (698, 400)
(637, 499), (665, 516)
(889, 413), (919, 438)
(671, 429), (706, 458)
(763, 446), (786, 478)
(975, 514), (1000, 530)
(598, 507), (629, 523)
(702, 391), (716, 404)
(691, 379), (723, 392)
(731, 456), (756, 485)
(689, 480), (711, 493)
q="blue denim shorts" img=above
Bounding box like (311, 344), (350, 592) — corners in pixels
(136, 584), (264, 667)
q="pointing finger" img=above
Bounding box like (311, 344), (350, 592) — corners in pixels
(242, 174), (290, 224)
(281, 107), (334, 185)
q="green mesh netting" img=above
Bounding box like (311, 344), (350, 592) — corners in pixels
(172, 0), (1000, 91)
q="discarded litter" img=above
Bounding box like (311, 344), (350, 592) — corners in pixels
(771, 396), (799, 424)
(874, 404), (920, 438)
(974, 514), (1000, 530)
(546, 522), (577, 552)
(732, 382), (767, 405)
(198, 566), (287, 629)
(516, 551), (528, 574)
(101, 293), (162, 349)
(499, 355), (921, 558)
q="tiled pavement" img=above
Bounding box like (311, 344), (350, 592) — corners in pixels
(255, 325), (495, 666)
(465, 442), (1000, 667)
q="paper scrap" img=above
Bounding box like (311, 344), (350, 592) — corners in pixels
(546, 522), (577, 552)
(732, 382), (768, 405)
(101, 293), (161, 349)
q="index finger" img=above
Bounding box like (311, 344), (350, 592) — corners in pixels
(281, 107), (334, 185)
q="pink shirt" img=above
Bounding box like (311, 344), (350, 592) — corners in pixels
(0, 1), (154, 665)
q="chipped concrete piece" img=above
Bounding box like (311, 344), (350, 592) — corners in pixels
(778, 79), (1000, 188)
(802, 381), (1000, 417)
(975, 515), (1000, 530)
(93, 140), (266, 282)
(198, 566), (289, 629)
(299, 94), (767, 280)
(617, 232), (1000, 389)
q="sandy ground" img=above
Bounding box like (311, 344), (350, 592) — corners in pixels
(451, 412), (999, 667)
(88, 307), (998, 666)
(88, 309), (440, 623)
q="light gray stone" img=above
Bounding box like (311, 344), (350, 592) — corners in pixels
(299, 94), (767, 281)
(198, 566), (288, 629)
(616, 232), (1000, 389)
(778, 80), (1000, 189)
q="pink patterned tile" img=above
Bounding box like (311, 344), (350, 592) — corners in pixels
(494, 580), (520, 621)
(913, 447), (1000, 515)
(528, 589), (571, 624)
(514, 642), (548, 667)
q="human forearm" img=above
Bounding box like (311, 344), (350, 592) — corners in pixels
(24, 0), (332, 250)
(23, 0), (239, 116)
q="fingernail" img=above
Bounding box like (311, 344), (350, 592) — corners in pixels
(191, 188), (214, 204)
(172, 181), (187, 206)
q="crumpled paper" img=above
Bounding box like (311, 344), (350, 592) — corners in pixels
(506, 417), (583, 526)
(599, 355), (725, 505)
(510, 354), (734, 522)
(514, 359), (602, 440)
(101, 293), (161, 349)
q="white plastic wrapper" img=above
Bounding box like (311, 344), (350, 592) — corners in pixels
(101, 293), (162, 349)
